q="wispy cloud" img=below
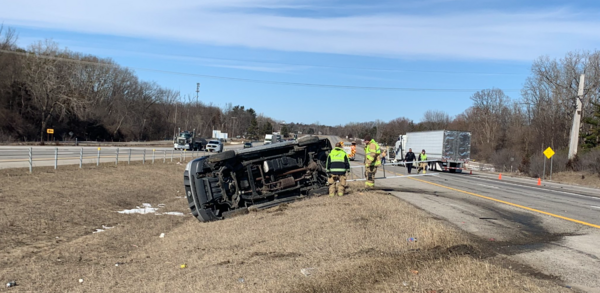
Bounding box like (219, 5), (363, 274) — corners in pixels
(2, 0), (600, 61)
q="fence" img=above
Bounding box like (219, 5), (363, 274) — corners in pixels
(0, 147), (208, 172)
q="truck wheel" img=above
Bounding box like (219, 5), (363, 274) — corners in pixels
(298, 136), (319, 146)
(208, 150), (235, 163)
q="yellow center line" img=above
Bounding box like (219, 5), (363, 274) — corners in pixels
(407, 176), (600, 230)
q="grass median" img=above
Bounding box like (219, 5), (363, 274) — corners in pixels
(0, 164), (570, 292)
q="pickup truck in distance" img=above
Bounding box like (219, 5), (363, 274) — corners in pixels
(184, 136), (331, 222)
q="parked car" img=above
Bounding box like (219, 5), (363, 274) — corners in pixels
(243, 142), (253, 148)
(206, 140), (224, 153)
(184, 136), (331, 222)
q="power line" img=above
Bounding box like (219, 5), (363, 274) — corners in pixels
(160, 53), (527, 75)
(0, 49), (521, 92)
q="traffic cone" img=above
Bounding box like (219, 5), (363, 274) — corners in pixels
(537, 178), (541, 186)
(498, 173), (502, 180)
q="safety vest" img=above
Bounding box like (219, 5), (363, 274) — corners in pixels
(420, 153), (428, 161)
(327, 147), (349, 174)
(365, 139), (381, 166)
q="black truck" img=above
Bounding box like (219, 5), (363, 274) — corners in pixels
(184, 136), (332, 222)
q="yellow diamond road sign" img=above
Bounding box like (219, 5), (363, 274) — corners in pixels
(543, 147), (555, 159)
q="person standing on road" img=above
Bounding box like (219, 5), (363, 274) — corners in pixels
(404, 148), (416, 174)
(418, 149), (428, 174)
(326, 142), (351, 196)
(363, 136), (381, 188)
(380, 148), (387, 165)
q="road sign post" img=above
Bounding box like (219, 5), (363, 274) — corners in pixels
(128, 149), (132, 165)
(115, 148), (119, 165)
(97, 148), (101, 166)
(54, 148), (58, 170)
(543, 147), (555, 181)
(152, 149), (155, 164)
(29, 147), (32, 173)
(79, 148), (83, 168)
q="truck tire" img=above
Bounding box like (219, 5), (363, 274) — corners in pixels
(298, 136), (319, 146)
(208, 150), (236, 163)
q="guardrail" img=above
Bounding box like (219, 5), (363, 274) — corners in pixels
(0, 147), (207, 172)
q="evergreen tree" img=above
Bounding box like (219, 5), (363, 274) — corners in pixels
(581, 102), (600, 149)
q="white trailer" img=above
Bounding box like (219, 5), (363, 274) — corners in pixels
(392, 130), (471, 173)
(264, 133), (282, 145)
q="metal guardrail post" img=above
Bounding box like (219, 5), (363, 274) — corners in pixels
(163, 150), (166, 163)
(54, 148), (58, 170)
(143, 149), (146, 164)
(97, 148), (101, 166)
(152, 149), (155, 164)
(128, 149), (131, 165)
(116, 148), (119, 165)
(29, 147), (32, 173)
(79, 148), (83, 168)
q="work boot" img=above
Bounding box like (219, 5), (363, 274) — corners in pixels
(338, 193), (344, 197)
(329, 193), (335, 197)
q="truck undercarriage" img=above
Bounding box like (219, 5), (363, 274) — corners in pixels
(184, 136), (331, 222)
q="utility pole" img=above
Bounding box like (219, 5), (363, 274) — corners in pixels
(196, 83), (200, 104)
(568, 74), (585, 160)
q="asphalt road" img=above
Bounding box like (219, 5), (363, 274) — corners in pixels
(340, 138), (600, 292)
(0, 143), (252, 170)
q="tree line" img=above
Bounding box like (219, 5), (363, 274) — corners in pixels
(1, 26), (599, 175)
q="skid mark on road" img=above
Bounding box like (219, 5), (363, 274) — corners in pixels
(408, 177), (600, 230)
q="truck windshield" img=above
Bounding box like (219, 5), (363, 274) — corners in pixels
(209, 140), (219, 144)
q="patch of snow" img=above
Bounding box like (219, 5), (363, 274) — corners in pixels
(118, 204), (158, 214)
(117, 203), (187, 217)
(161, 212), (185, 216)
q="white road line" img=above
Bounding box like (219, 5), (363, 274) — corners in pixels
(590, 206), (600, 209)
(477, 184), (499, 189)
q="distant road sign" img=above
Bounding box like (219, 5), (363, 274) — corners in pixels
(544, 147), (555, 159)
(46, 129), (54, 134)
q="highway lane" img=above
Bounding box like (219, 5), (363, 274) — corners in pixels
(350, 147), (600, 291)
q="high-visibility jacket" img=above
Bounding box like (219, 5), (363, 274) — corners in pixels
(419, 153), (428, 161)
(364, 139), (381, 166)
(326, 147), (350, 175)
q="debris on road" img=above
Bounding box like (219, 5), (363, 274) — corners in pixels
(78, 279), (84, 284)
(159, 233), (165, 238)
(411, 270), (419, 275)
(408, 237), (417, 242)
(180, 264), (187, 269)
(238, 278), (245, 283)
(6, 281), (17, 288)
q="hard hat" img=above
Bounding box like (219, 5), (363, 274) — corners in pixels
(335, 142), (342, 147)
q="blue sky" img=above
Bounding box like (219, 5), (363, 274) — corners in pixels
(2, 0), (600, 126)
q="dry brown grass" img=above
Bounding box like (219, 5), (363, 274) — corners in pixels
(551, 171), (600, 189)
(0, 163), (570, 292)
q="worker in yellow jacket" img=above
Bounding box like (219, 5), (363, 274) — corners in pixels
(363, 136), (381, 188)
(326, 142), (351, 196)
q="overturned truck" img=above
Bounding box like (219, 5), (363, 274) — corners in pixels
(184, 136), (331, 222)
